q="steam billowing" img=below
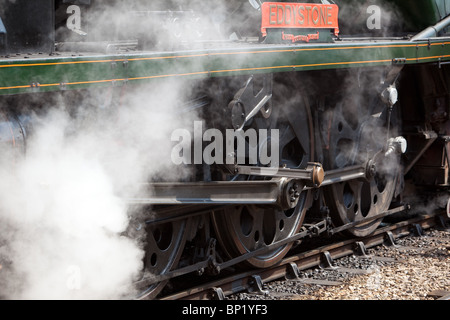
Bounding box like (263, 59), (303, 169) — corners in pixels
(0, 0), (225, 300)
(336, 0), (405, 37)
(0, 78), (198, 299)
(0, 0), (440, 300)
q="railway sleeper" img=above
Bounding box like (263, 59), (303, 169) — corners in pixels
(286, 262), (344, 286)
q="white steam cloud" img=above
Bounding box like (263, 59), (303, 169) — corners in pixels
(0, 79), (198, 299)
(0, 0), (254, 299)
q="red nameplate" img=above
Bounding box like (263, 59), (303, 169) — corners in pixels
(261, 2), (339, 37)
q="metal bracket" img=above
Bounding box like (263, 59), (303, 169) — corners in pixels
(355, 241), (372, 258)
(211, 287), (225, 300)
(230, 74), (273, 131)
(411, 223), (424, 237)
(285, 262), (301, 280)
(384, 231), (399, 247)
(320, 251), (338, 270)
(247, 275), (269, 295)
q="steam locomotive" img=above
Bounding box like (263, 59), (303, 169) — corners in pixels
(0, 0), (449, 299)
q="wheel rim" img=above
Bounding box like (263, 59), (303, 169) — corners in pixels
(326, 171), (396, 236)
(323, 93), (399, 237)
(213, 78), (312, 268)
(213, 195), (308, 268)
(135, 218), (189, 299)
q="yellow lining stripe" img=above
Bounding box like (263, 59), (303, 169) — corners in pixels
(1, 54), (449, 91)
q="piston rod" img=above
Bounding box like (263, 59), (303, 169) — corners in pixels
(126, 163), (370, 207)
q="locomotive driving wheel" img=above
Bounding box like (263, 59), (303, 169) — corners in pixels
(213, 196), (309, 268)
(212, 77), (313, 268)
(135, 218), (191, 299)
(323, 88), (401, 237)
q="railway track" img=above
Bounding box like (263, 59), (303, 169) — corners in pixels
(159, 209), (449, 300)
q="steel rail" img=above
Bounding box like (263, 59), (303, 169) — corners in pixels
(135, 204), (408, 288)
(158, 211), (448, 300)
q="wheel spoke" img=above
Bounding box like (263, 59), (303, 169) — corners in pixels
(136, 219), (189, 299)
(323, 80), (400, 237)
(212, 76), (312, 268)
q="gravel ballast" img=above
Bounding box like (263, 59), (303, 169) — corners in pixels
(230, 228), (449, 300)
